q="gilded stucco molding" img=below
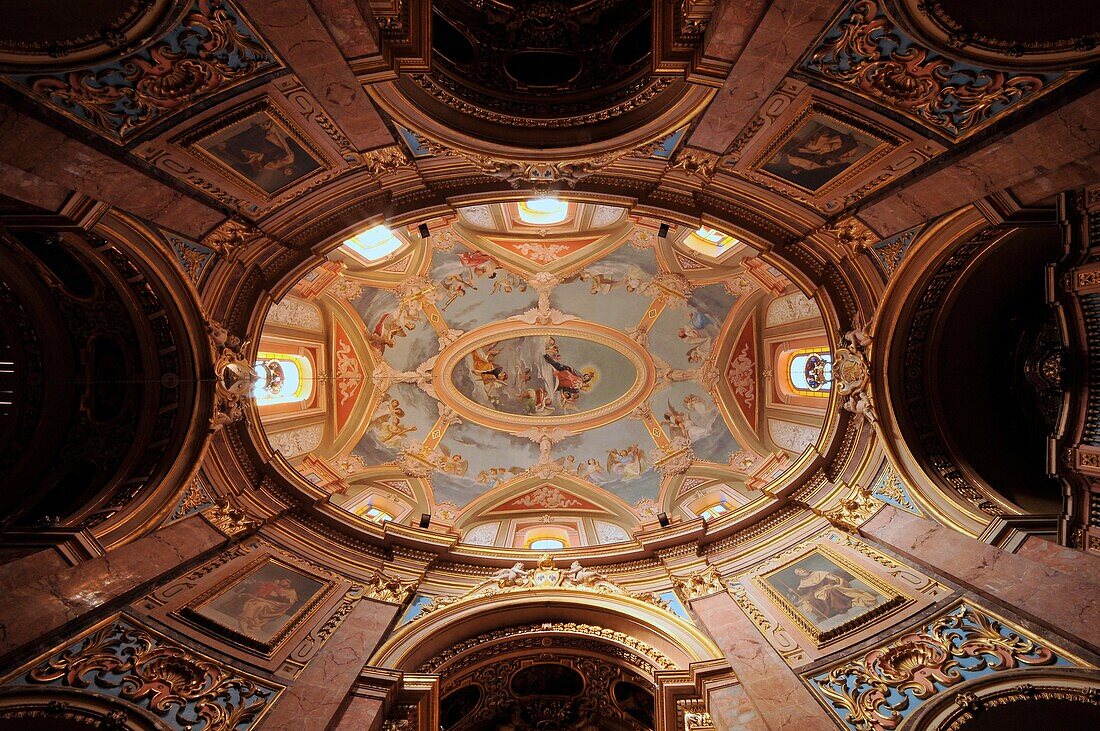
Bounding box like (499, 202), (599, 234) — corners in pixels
(671, 564), (726, 602)
(420, 621), (679, 673)
(362, 570), (419, 605)
(805, 600), (1093, 731)
(202, 496), (262, 538)
(412, 555), (673, 621)
(1, 614), (283, 731)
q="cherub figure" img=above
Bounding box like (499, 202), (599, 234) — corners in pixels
(489, 562), (530, 588)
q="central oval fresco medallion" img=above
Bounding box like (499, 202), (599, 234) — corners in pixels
(434, 320), (656, 433)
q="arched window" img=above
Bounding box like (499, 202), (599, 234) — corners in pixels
(785, 348), (832, 397)
(518, 198), (568, 225)
(528, 537), (566, 550)
(252, 352), (313, 406)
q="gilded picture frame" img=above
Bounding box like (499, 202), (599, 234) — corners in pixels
(176, 97), (330, 200)
(752, 545), (909, 645)
(177, 555), (337, 656)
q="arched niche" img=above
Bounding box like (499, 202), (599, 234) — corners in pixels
(874, 204), (1064, 536)
(898, 668), (1100, 730)
(0, 208), (212, 554)
(0, 688), (170, 731)
(371, 590), (722, 673)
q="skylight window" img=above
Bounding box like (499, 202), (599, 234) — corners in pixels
(518, 198), (569, 225)
(342, 224), (403, 261)
(685, 226), (739, 256)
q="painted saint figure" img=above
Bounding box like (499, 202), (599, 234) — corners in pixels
(541, 339), (595, 408)
(237, 577), (298, 636)
(789, 566), (879, 621)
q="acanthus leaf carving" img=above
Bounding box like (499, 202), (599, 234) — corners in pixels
(671, 564), (726, 601)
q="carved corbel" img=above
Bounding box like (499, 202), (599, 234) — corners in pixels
(203, 496), (262, 538)
(362, 570), (418, 605)
(671, 564), (726, 601)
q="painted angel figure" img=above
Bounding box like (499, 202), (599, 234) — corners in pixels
(469, 342), (508, 399)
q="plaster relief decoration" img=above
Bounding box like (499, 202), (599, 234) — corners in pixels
(203, 496), (262, 538)
(752, 545), (907, 645)
(266, 424), (324, 458)
(868, 224), (925, 279)
(671, 564), (726, 601)
(595, 520), (632, 544)
(463, 521), (500, 545)
(411, 555), (672, 621)
(725, 317), (758, 430)
(870, 462), (922, 515)
(179, 556), (336, 655)
(266, 297), (322, 331)
(333, 319), (366, 433)
(769, 419), (822, 453)
(0, 614), (282, 730)
(805, 600), (1091, 731)
(208, 319), (257, 432)
(766, 291), (821, 327)
(2, 0), (281, 142)
(800, 0), (1074, 140)
(165, 475), (216, 525)
(836, 318), (878, 424)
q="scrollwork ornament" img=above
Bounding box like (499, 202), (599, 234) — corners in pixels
(203, 496), (261, 537)
(802, 0), (1054, 138)
(672, 565), (726, 601)
(808, 602), (1062, 731)
(20, 617), (280, 730)
(18, 0), (280, 141)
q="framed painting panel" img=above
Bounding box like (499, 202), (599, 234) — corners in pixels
(178, 556), (335, 655)
(758, 112), (881, 193)
(179, 98), (328, 199)
(752, 545), (908, 645)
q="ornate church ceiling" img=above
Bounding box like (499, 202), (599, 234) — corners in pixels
(0, 0), (1096, 559)
(254, 201), (829, 547)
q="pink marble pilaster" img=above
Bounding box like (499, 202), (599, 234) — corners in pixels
(861, 506), (1100, 653)
(692, 591), (836, 730)
(238, 0), (393, 151)
(706, 679), (770, 731)
(858, 86), (1100, 237)
(0, 103), (223, 237)
(330, 695), (386, 731)
(0, 547), (69, 594)
(1016, 534), (1100, 588)
(259, 598), (399, 731)
(687, 0), (836, 154)
(0, 514), (226, 658)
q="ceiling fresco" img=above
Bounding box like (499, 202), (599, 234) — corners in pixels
(254, 201), (831, 545)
